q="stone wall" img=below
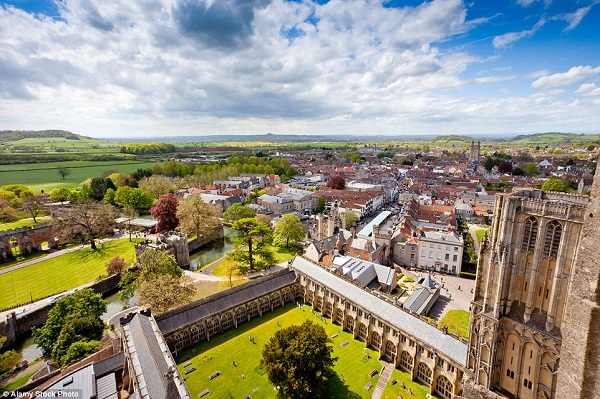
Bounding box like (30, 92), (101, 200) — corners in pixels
(459, 379), (507, 399)
(0, 223), (57, 261)
(188, 226), (224, 252)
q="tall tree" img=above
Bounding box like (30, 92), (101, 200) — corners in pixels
(273, 214), (305, 247)
(50, 187), (71, 203)
(138, 175), (177, 198)
(541, 177), (566, 192)
(176, 195), (222, 239)
(22, 193), (46, 223)
(114, 186), (154, 210)
(316, 197), (326, 213)
(261, 321), (336, 399)
(119, 248), (181, 301)
(89, 177), (117, 201)
(138, 275), (195, 314)
(57, 165), (71, 180)
(326, 175), (346, 190)
(121, 206), (139, 242)
(0, 336), (19, 374)
(223, 203), (256, 224)
(228, 218), (274, 272)
(32, 289), (106, 366)
(150, 193), (179, 232)
(54, 201), (117, 249)
(345, 210), (357, 228)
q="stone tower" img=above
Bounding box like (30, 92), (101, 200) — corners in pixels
(469, 140), (481, 163)
(467, 188), (588, 398)
(555, 174), (600, 399)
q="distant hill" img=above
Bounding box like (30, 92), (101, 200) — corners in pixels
(429, 135), (476, 144)
(501, 132), (600, 146)
(0, 130), (86, 143)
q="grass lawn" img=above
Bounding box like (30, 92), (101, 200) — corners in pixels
(0, 238), (137, 310)
(0, 216), (52, 231)
(177, 303), (434, 399)
(209, 245), (299, 277)
(437, 310), (470, 340)
(474, 227), (490, 244)
(0, 370), (37, 393)
(381, 368), (443, 399)
(190, 279), (247, 301)
(0, 160), (155, 191)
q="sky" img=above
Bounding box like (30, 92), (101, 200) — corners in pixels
(0, 0), (599, 138)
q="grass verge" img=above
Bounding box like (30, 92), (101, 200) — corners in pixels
(437, 310), (470, 340)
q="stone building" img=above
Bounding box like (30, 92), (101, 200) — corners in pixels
(467, 188), (589, 398)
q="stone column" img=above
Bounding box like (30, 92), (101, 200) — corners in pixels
(545, 222), (570, 332)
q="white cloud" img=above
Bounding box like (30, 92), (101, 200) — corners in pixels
(492, 18), (545, 49)
(554, 6), (592, 31)
(575, 83), (600, 96)
(532, 66), (600, 89)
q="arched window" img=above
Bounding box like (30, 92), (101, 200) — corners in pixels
(384, 341), (396, 361)
(358, 323), (368, 340)
(345, 315), (355, 333)
(334, 309), (344, 325)
(400, 351), (413, 372)
(522, 217), (538, 252)
(370, 332), (381, 349)
(417, 362), (432, 386)
(543, 220), (562, 258)
(435, 375), (454, 399)
(324, 302), (333, 317)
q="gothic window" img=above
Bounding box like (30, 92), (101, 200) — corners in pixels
(400, 351), (413, 372)
(358, 323), (368, 340)
(435, 375), (454, 399)
(416, 362), (433, 386)
(543, 220), (562, 258)
(370, 332), (381, 349)
(384, 340), (396, 361)
(522, 217), (538, 252)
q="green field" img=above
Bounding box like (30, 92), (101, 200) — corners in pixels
(0, 217), (52, 232)
(437, 310), (470, 340)
(0, 160), (155, 191)
(177, 303), (437, 399)
(0, 238), (137, 310)
(6, 136), (116, 149)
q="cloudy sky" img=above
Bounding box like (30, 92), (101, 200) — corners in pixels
(1, 0), (599, 138)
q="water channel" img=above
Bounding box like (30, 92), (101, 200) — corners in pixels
(13, 227), (236, 363)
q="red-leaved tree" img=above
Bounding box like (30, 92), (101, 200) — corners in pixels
(326, 174), (346, 190)
(150, 193), (179, 232)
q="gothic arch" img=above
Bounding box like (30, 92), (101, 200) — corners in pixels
(435, 375), (454, 399)
(416, 362), (432, 386)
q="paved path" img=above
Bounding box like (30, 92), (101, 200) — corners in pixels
(371, 360), (395, 399)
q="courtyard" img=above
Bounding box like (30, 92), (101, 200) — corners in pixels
(176, 302), (442, 399)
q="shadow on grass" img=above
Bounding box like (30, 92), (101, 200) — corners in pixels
(68, 239), (123, 262)
(324, 373), (362, 399)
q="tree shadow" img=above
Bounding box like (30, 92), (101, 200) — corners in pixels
(324, 373), (362, 399)
(69, 239), (120, 262)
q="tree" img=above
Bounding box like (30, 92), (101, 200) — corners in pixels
(223, 203), (256, 224)
(541, 177), (566, 192)
(2, 184), (33, 199)
(138, 175), (177, 198)
(326, 175), (346, 190)
(22, 193), (46, 223)
(57, 165), (71, 180)
(50, 187), (71, 203)
(256, 214), (272, 226)
(106, 255), (128, 275)
(261, 321), (336, 399)
(176, 195), (222, 239)
(121, 206), (139, 242)
(138, 275), (196, 313)
(114, 186), (154, 210)
(316, 197), (326, 213)
(119, 248), (182, 302)
(53, 201), (117, 250)
(0, 336), (19, 374)
(32, 289), (106, 366)
(89, 177), (116, 201)
(0, 198), (16, 223)
(512, 167), (525, 176)
(273, 214), (304, 247)
(498, 160), (513, 174)
(525, 162), (538, 174)
(228, 218), (274, 272)
(150, 193), (179, 232)
(345, 210), (357, 228)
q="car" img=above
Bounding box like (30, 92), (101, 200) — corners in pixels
(47, 293), (65, 303)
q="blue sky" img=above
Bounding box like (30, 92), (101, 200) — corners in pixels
(0, 0), (599, 138)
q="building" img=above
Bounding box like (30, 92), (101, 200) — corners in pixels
(466, 188), (589, 398)
(417, 231), (464, 275)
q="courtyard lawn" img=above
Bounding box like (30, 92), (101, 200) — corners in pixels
(381, 368), (443, 399)
(177, 303), (434, 399)
(0, 238), (137, 310)
(190, 279), (247, 301)
(437, 310), (470, 340)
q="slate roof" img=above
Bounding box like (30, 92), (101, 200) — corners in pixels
(292, 256), (467, 365)
(156, 270), (297, 335)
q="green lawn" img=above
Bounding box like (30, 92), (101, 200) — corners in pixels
(0, 160), (155, 191)
(210, 245), (299, 277)
(0, 238), (137, 310)
(177, 303), (434, 399)
(0, 217), (52, 232)
(437, 310), (470, 340)
(474, 227), (490, 244)
(0, 370), (37, 393)
(381, 368), (442, 399)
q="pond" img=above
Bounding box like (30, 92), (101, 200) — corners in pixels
(188, 227), (235, 271)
